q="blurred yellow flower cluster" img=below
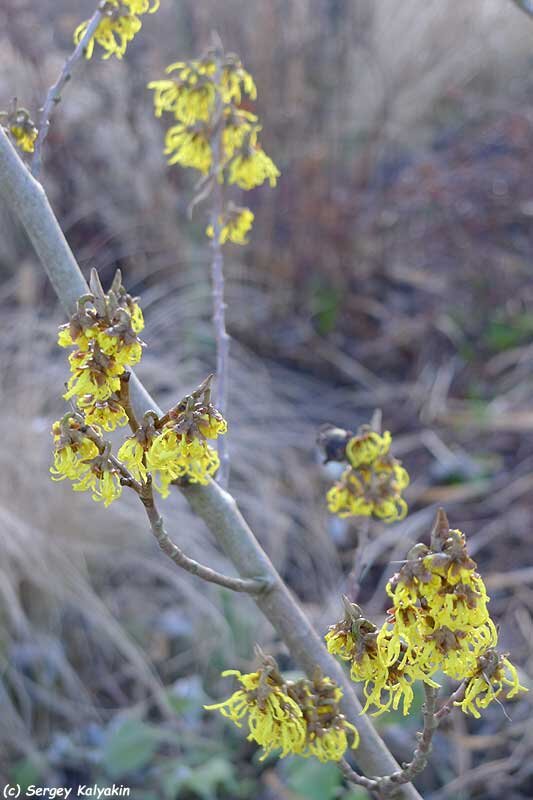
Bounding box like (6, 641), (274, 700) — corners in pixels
(74, 0), (159, 60)
(326, 427), (409, 523)
(148, 45), (279, 244)
(205, 654), (358, 763)
(1, 106), (38, 153)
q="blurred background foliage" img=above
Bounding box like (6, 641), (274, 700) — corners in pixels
(1, 0), (533, 797)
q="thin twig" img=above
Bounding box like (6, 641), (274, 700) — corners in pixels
(377, 685), (439, 795)
(343, 682), (468, 797)
(435, 680), (467, 720)
(0, 126), (422, 800)
(32, 8), (103, 178)
(140, 480), (270, 594)
(340, 759), (380, 794)
(209, 48), (231, 487)
(117, 373), (267, 594)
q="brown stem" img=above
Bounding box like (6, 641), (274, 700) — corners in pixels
(377, 685), (439, 795)
(352, 681), (468, 797)
(32, 8), (103, 178)
(435, 680), (467, 720)
(119, 371), (139, 434)
(340, 759), (380, 794)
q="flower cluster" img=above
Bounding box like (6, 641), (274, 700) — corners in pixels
(325, 601), (435, 717)
(74, 0), (159, 60)
(205, 653), (358, 763)
(51, 274), (228, 506)
(381, 515), (497, 682)
(457, 649), (526, 718)
(206, 204), (254, 246)
(148, 43), (279, 244)
(325, 425), (409, 523)
(1, 105), (38, 153)
(325, 512), (527, 719)
(50, 416), (123, 507)
(57, 270), (144, 431)
(118, 379), (227, 495)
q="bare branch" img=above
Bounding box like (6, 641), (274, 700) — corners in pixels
(32, 9), (104, 178)
(340, 759), (380, 794)
(0, 127), (422, 799)
(435, 680), (467, 720)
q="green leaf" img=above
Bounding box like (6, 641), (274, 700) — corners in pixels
(101, 719), (165, 778)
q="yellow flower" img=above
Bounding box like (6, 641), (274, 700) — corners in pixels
(148, 63), (216, 124)
(383, 523), (500, 683)
(295, 677), (359, 761)
(2, 106), (38, 153)
(9, 122), (38, 153)
(72, 466), (123, 507)
(456, 650), (527, 719)
(63, 348), (123, 403)
(327, 469), (372, 518)
(75, 0), (158, 60)
(130, 302), (144, 333)
(325, 627), (355, 662)
(57, 325), (97, 351)
(196, 410), (228, 439)
(206, 207), (254, 245)
(206, 662), (358, 764)
(149, 56), (256, 125)
(74, 15), (141, 61)
(146, 429), (220, 494)
(50, 418), (122, 507)
(96, 330), (143, 367)
(56, 273), (144, 430)
(205, 669), (307, 760)
(50, 422), (99, 482)
(362, 663), (428, 717)
(221, 60), (257, 105)
(227, 144), (280, 190)
(327, 460), (408, 523)
(80, 399), (129, 432)
(346, 430), (392, 468)
(221, 109), (258, 159)
(163, 124), (212, 172)
(117, 436), (148, 482)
